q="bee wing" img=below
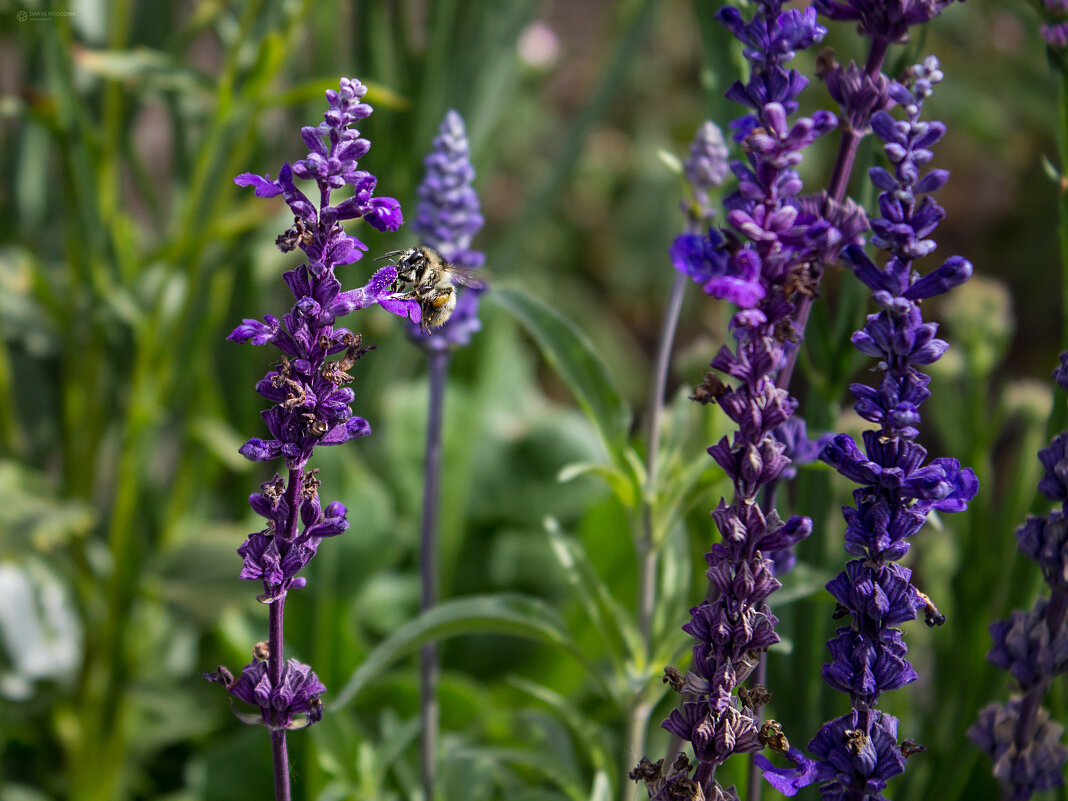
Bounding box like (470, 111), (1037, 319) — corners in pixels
(444, 265), (488, 290)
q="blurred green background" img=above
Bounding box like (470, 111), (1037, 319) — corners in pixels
(1, 1), (1066, 800)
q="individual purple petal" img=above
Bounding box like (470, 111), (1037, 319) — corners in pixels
(235, 172), (283, 198)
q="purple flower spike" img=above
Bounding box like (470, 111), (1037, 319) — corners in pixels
(682, 121), (731, 224)
(766, 57), (975, 798)
(407, 110), (485, 351)
(972, 354), (1068, 800)
(210, 78), (410, 797)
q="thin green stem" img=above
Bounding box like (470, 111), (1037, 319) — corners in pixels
(628, 272), (687, 801)
(640, 273), (687, 640)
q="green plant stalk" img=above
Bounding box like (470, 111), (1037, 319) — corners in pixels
(626, 272), (687, 801)
(1055, 68), (1068, 435)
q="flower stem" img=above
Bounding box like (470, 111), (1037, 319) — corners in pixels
(269, 597), (290, 801)
(271, 728), (291, 801)
(420, 349), (451, 801)
(629, 273), (687, 801)
(640, 272), (688, 640)
(268, 468), (300, 801)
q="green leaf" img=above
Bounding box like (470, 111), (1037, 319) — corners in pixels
(331, 594), (583, 710)
(558, 461), (637, 508)
(508, 676), (614, 779)
(73, 47), (210, 94)
(588, 771), (612, 801)
(492, 287), (632, 462)
(657, 148), (684, 175)
(544, 518), (643, 677)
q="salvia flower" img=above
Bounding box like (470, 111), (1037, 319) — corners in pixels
(635, 2), (845, 798)
(812, 0), (962, 43)
(970, 352), (1068, 800)
(207, 77), (411, 763)
(407, 109), (485, 351)
(755, 57), (977, 799)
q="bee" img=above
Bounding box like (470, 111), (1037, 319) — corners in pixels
(381, 246), (486, 332)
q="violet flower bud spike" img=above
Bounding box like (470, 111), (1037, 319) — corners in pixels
(755, 57), (976, 799)
(970, 351), (1068, 800)
(209, 77), (409, 801)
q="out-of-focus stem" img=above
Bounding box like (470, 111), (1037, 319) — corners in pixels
(640, 272), (688, 639)
(628, 271), (688, 801)
(420, 349), (450, 801)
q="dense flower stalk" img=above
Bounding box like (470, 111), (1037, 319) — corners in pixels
(203, 78), (413, 800)
(969, 353), (1068, 800)
(756, 58), (978, 800)
(408, 109), (485, 351)
(633, 3), (851, 798)
(407, 109), (484, 801)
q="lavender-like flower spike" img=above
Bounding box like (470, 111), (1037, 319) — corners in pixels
(208, 78), (412, 800)
(757, 57), (978, 799)
(635, 2), (841, 798)
(681, 121), (730, 227)
(969, 353), (1068, 800)
(408, 109), (485, 351)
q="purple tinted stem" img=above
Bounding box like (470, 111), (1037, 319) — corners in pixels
(420, 349), (450, 801)
(268, 468), (300, 801)
(776, 35), (890, 393)
(269, 598), (290, 801)
(271, 728), (291, 801)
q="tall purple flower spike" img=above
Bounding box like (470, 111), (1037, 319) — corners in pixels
(969, 355), (1068, 800)
(205, 79), (412, 794)
(756, 57), (978, 800)
(633, 3), (847, 799)
(407, 109), (485, 351)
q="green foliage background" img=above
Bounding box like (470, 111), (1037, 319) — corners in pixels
(0, 1), (1066, 800)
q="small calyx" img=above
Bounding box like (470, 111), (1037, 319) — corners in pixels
(691, 371), (731, 405)
(758, 719), (790, 753)
(738, 683), (770, 709)
(276, 216), (316, 253)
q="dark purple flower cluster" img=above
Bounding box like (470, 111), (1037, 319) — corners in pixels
(813, 0), (960, 43)
(407, 109), (485, 351)
(1037, 0), (1068, 51)
(207, 78), (414, 735)
(636, 2), (850, 798)
(670, 0), (842, 309)
(969, 355), (1068, 800)
(756, 57), (977, 799)
(206, 657), (327, 731)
